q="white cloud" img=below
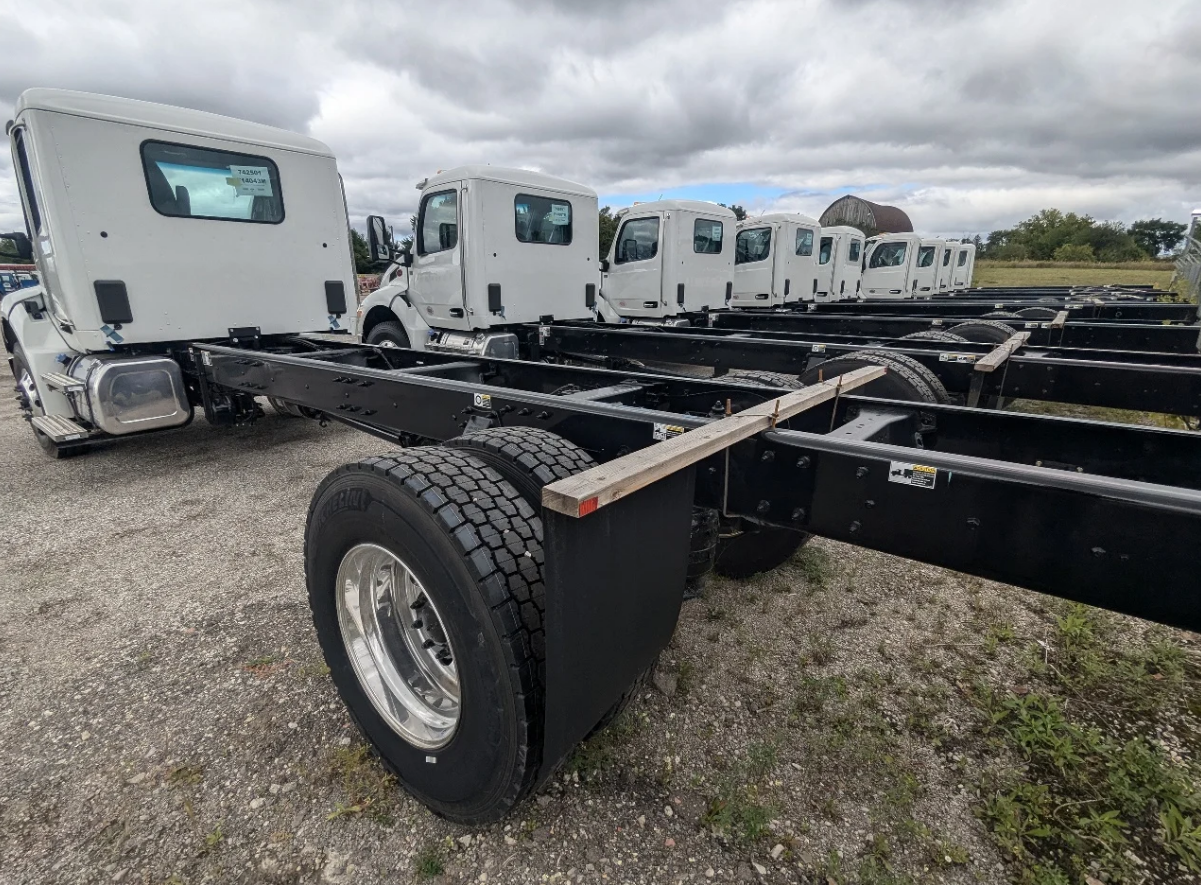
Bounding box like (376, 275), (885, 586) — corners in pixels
(2, 0), (1200, 238)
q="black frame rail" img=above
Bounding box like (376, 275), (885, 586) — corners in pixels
(194, 338), (1201, 633)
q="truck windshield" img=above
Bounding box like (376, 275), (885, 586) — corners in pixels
(735, 228), (771, 264)
(614, 217), (659, 263)
(515, 194), (572, 245)
(869, 242), (907, 268)
(917, 246), (936, 267)
(693, 218), (723, 254)
(818, 237), (832, 265)
(141, 141), (283, 223)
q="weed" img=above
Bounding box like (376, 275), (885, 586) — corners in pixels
(704, 606), (727, 622)
(795, 546), (833, 591)
(326, 744), (397, 824)
(701, 742), (779, 843)
(676, 660), (695, 697)
(201, 823), (224, 854)
(166, 764), (204, 787)
(414, 844), (444, 879)
(808, 635), (835, 666)
(1160, 803), (1201, 872)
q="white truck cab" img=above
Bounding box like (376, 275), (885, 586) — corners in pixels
(357, 166), (599, 354)
(2, 88), (356, 455)
(860, 232), (928, 299)
(730, 213), (821, 307)
(951, 242), (976, 290)
(596, 200), (734, 322)
(814, 226), (865, 301)
(936, 240), (956, 293)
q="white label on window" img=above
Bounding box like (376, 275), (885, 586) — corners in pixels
(712, 224), (722, 239)
(888, 461), (937, 489)
(653, 423), (685, 441)
(227, 165), (273, 197)
(549, 204), (569, 225)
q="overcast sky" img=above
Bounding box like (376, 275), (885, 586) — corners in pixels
(2, 0), (1200, 238)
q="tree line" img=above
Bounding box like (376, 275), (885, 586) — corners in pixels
(974, 210), (1186, 262)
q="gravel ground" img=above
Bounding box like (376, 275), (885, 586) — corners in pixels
(0, 356), (1192, 885)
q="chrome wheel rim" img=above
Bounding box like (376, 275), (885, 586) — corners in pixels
(335, 543), (460, 749)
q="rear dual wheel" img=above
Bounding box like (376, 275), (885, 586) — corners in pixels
(307, 429), (615, 823)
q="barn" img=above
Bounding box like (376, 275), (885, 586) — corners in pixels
(819, 196), (913, 237)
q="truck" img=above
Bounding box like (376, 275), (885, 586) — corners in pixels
(355, 167), (599, 350)
(730, 212), (822, 307)
(9, 88), (1201, 831)
(2, 88), (355, 456)
(813, 225), (865, 301)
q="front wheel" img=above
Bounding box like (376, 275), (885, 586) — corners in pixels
(306, 447), (546, 823)
(12, 345), (88, 458)
(365, 320), (411, 349)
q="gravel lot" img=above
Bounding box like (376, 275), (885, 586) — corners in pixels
(1, 356), (1195, 885)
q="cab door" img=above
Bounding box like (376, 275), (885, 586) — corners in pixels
(937, 244), (954, 292)
(862, 239), (913, 298)
(602, 212), (664, 318)
(912, 242), (939, 296)
(814, 235), (836, 299)
(731, 225), (775, 306)
(412, 182), (467, 330)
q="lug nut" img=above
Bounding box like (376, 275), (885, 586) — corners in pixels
(756, 500), (771, 514)
(412, 619), (424, 630)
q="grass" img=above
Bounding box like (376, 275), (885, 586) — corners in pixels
(325, 744), (398, 824)
(414, 843), (445, 879)
(965, 604), (1201, 882)
(166, 764), (205, 787)
(973, 259), (1175, 290)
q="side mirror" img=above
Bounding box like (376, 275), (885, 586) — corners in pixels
(401, 250), (413, 268)
(366, 215), (392, 266)
(599, 258), (610, 272)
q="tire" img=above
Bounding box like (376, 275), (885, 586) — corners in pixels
(365, 320), (411, 349)
(714, 523), (810, 579)
(445, 427), (596, 509)
(305, 448), (546, 823)
(798, 350), (949, 404)
(1017, 307), (1058, 320)
(727, 370), (803, 389)
(586, 665), (652, 737)
(12, 345), (88, 459)
(268, 396), (303, 418)
(949, 319), (1017, 344)
(899, 330), (970, 343)
(982, 310), (1019, 318)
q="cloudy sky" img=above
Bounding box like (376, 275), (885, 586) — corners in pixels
(2, 0), (1200, 238)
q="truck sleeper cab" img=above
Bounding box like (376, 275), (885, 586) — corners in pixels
(357, 166), (599, 354)
(598, 200), (734, 322)
(730, 213), (821, 308)
(1, 88), (356, 455)
(813, 226), (865, 301)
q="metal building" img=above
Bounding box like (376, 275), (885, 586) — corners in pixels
(819, 195), (913, 236)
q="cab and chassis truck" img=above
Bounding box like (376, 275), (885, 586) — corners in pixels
(5, 90), (1201, 824)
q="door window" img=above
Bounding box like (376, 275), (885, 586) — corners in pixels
(514, 194), (572, 245)
(693, 218), (724, 254)
(818, 236), (833, 265)
(141, 141), (283, 223)
(942, 247), (953, 267)
(12, 129), (42, 232)
(735, 227), (771, 264)
(795, 228), (814, 256)
(614, 217), (660, 263)
(418, 190), (459, 255)
(917, 246), (936, 267)
(869, 242), (907, 268)
(957, 249), (968, 267)
(848, 240), (861, 263)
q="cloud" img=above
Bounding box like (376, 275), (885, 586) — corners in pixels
(2, 0), (1200, 240)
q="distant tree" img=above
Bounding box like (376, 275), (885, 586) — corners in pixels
(982, 210), (1147, 262)
(351, 229), (373, 273)
(1127, 219), (1187, 258)
(1053, 243), (1095, 262)
(719, 203), (748, 221)
(599, 206), (620, 257)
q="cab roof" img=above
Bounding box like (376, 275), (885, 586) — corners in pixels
(15, 88), (335, 157)
(821, 225), (867, 237)
(421, 165), (596, 198)
(618, 200), (734, 217)
(736, 212), (819, 227)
